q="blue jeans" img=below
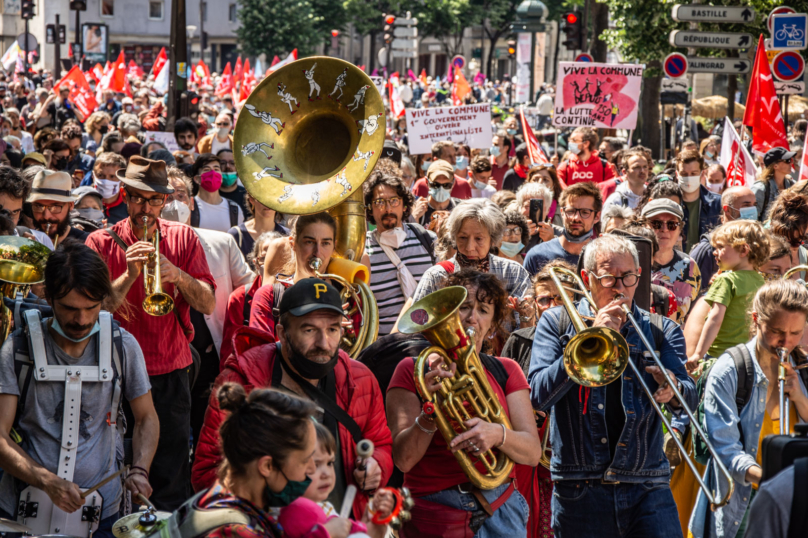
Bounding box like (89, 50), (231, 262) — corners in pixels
(552, 480), (682, 538)
(0, 506), (119, 538)
(422, 482), (529, 538)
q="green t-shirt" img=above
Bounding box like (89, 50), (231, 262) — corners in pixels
(684, 198), (701, 253)
(704, 270), (765, 357)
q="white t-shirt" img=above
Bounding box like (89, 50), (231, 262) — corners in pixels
(471, 186), (496, 199)
(194, 196), (244, 232)
(210, 135), (232, 156)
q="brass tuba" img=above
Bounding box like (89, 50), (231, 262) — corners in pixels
(234, 57), (382, 356)
(399, 286), (514, 490)
(141, 217), (174, 316)
(0, 236), (51, 341)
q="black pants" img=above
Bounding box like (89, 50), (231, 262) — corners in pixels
(189, 309), (220, 454)
(149, 367), (192, 511)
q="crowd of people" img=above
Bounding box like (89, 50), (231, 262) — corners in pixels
(0, 61), (804, 538)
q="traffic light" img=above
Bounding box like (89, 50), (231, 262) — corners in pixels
(562, 11), (584, 51)
(21, 0), (35, 20)
(383, 14), (396, 46)
(507, 39), (516, 59)
(69, 0), (87, 10)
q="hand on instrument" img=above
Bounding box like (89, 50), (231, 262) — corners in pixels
(592, 295), (629, 332)
(124, 241), (154, 277)
(44, 475), (84, 513)
(362, 489), (396, 538)
(645, 366), (679, 404)
(411, 197), (429, 220)
(158, 254), (181, 284)
(125, 473), (153, 499)
(782, 361), (807, 404)
(323, 517), (352, 538)
(449, 418), (505, 455)
(353, 456), (382, 490)
(423, 354), (456, 396)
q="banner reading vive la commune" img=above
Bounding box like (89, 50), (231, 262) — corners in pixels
(552, 62), (644, 130)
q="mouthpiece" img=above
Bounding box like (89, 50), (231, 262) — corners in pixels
(776, 347), (789, 361)
(466, 327), (476, 338)
(310, 258), (323, 271)
(356, 439), (375, 459)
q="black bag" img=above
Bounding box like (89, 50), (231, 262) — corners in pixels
(761, 423), (808, 483)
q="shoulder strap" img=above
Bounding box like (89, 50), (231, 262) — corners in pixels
(235, 226), (243, 248)
(190, 201), (200, 228)
(600, 158), (608, 182)
(726, 344), (754, 414)
(789, 457), (808, 538)
(406, 223), (436, 265)
(227, 199), (239, 227)
(12, 328), (33, 436)
(105, 228), (129, 252)
(479, 353), (508, 393)
(271, 282), (286, 318)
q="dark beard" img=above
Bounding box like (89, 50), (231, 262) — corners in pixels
(285, 336), (340, 380)
(35, 213), (71, 238)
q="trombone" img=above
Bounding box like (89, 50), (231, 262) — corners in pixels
(548, 266), (735, 510)
(141, 216), (174, 316)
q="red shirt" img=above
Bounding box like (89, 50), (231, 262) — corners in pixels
(412, 176), (472, 200)
(490, 157), (511, 190)
(219, 275), (262, 369)
(387, 356), (529, 496)
(86, 218), (216, 376)
(557, 151), (617, 188)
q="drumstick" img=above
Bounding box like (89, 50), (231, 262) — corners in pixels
(340, 485), (357, 519)
(80, 466), (129, 499)
(137, 493), (155, 509)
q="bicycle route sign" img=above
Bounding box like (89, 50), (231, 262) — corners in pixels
(772, 12), (807, 50)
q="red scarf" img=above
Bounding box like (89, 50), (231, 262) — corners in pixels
(514, 163), (528, 179)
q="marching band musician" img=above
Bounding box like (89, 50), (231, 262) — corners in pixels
(387, 270), (540, 538)
(529, 235), (696, 538)
(0, 243), (158, 538)
(85, 156), (216, 511)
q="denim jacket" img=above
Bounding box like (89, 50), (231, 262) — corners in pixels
(528, 301), (696, 483)
(688, 338), (808, 538)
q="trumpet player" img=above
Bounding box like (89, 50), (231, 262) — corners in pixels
(86, 156), (215, 511)
(689, 280), (808, 538)
(529, 235), (696, 538)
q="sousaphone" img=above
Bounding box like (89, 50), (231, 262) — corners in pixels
(234, 57), (383, 356)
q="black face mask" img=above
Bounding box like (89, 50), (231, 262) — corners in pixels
(285, 338), (339, 380)
(52, 156), (70, 171)
(99, 125), (109, 135)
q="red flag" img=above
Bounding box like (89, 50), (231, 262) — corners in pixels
(389, 83), (405, 118)
(233, 56), (243, 86)
(420, 69), (428, 85)
(127, 60), (144, 79)
(192, 60), (212, 86)
(54, 65), (98, 119)
(743, 35), (787, 154)
(109, 52), (127, 93)
(151, 47), (167, 78)
(270, 55), (280, 67)
(520, 106), (550, 165)
(452, 67), (471, 105)
(216, 62), (233, 97)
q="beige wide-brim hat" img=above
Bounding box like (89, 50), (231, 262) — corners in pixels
(27, 170), (78, 203)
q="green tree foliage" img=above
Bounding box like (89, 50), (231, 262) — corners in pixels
(413, 0), (482, 58)
(235, 0), (325, 57)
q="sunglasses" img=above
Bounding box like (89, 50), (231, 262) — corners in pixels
(428, 181), (453, 190)
(649, 220), (681, 231)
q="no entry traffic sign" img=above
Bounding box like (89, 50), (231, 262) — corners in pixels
(574, 53), (594, 62)
(772, 50), (806, 81)
(663, 52), (688, 78)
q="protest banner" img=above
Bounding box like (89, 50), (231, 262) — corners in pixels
(552, 62), (644, 129)
(144, 131), (180, 153)
(405, 103), (492, 154)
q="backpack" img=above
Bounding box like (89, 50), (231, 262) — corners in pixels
(693, 344), (754, 465)
(413, 352), (509, 396)
(190, 198), (240, 228)
(406, 222), (437, 265)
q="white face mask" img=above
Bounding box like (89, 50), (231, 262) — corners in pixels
(568, 141), (582, 155)
(705, 182), (724, 194)
(217, 126), (230, 137)
(378, 227), (407, 249)
(474, 179), (489, 191)
(161, 199), (191, 224)
(678, 175), (701, 194)
(94, 177), (120, 199)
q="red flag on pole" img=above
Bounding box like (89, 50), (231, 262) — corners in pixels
(451, 67), (471, 105)
(54, 65), (98, 119)
(216, 62), (234, 97)
(151, 47), (167, 78)
(520, 106), (550, 165)
(233, 56), (243, 86)
(743, 35), (788, 154)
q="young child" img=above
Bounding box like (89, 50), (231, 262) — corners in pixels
(278, 423), (394, 538)
(687, 220), (770, 371)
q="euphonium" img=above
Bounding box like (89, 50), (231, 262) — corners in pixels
(141, 217), (174, 316)
(399, 286), (514, 490)
(0, 236), (50, 341)
(234, 57), (383, 357)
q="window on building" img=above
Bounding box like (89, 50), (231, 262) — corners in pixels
(101, 0), (114, 17)
(229, 4), (237, 23)
(201, 2), (207, 22)
(149, 1), (163, 20)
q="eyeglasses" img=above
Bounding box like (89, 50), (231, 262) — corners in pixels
(562, 207), (595, 219)
(219, 160), (235, 168)
(503, 226), (522, 238)
(649, 220), (681, 231)
(536, 294), (562, 308)
(125, 190), (166, 206)
(428, 181), (453, 190)
(32, 203), (66, 214)
(372, 197), (402, 208)
(590, 273), (640, 288)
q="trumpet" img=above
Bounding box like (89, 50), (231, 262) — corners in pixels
(549, 266), (735, 510)
(141, 216), (174, 316)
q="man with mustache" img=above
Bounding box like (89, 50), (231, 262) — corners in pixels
(86, 156), (215, 511)
(28, 170), (89, 244)
(192, 278), (393, 519)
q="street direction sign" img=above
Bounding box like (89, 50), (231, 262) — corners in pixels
(390, 50), (418, 59)
(686, 57), (751, 74)
(775, 80), (805, 94)
(672, 5), (755, 24)
(393, 16), (417, 26)
(393, 26), (417, 37)
(768, 7), (796, 33)
(575, 53), (594, 62)
(772, 13), (807, 50)
(669, 30), (753, 49)
(391, 38), (417, 50)
(772, 50), (806, 81)
(663, 52), (688, 77)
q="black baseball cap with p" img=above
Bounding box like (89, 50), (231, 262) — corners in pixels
(278, 278), (345, 318)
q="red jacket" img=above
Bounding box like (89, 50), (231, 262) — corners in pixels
(219, 274), (262, 369)
(191, 327), (394, 519)
(557, 151), (616, 188)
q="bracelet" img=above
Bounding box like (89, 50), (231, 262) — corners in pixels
(128, 470), (148, 480)
(497, 424), (507, 448)
(415, 415), (437, 435)
(130, 465), (149, 478)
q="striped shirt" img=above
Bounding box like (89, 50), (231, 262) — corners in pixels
(413, 254), (532, 302)
(365, 225), (436, 336)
